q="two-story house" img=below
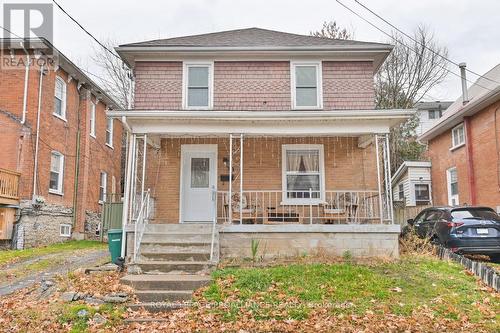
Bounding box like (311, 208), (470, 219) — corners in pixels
(0, 38), (123, 248)
(110, 28), (412, 268)
(420, 63), (500, 209)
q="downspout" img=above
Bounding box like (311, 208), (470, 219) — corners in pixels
(72, 83), (82, 227)
(20, 42), (30, 125)
(464, 117), (476, 205)
(32, 64), (45, 200)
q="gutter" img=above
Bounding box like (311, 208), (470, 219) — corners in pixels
(107, 109), (415, 121)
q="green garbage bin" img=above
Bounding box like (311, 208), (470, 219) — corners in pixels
(107, 229), (123, 264)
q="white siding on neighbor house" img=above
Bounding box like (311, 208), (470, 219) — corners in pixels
(416, 110), (440, 136)
(392, 166), (432, 207)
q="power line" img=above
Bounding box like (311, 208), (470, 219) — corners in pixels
(51, 0), (121, 61)
(335, 0), (495, 93)
(353, 0), (500, 86)
(0, 24), (23, 39)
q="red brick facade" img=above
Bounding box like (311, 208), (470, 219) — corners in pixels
(134, 61), (375, 110)
(0, 51), (122, 234)
(428, 99), (500, 209)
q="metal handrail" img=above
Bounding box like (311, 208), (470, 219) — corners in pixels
(133, 189), (151, 262)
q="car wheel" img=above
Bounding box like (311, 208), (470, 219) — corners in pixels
(489, 254), (500, 263)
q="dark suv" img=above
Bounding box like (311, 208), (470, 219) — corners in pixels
(406, 206), (500, 261)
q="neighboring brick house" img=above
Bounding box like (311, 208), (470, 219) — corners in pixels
(0, 38), (123, 248)
(110, 28), (413, 261)
(420, 64), (500, 209)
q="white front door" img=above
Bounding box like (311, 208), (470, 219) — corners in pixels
(180, 145), (217, 223)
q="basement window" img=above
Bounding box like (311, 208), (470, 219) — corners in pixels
(60, 224), (71, 237)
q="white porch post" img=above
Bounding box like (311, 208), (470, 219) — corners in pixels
(228, 134), (233, 224)
(120, 133), (135, 258)
(374, 134), (384, 224)
(239, 133), (244, 224)
(141, 134), (147, 203)
(384, 134), (394, 224)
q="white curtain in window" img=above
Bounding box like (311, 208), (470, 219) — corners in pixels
(286, 150), (319, 172)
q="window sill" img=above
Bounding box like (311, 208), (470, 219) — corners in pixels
(53, 113), (67, 122)
(49, 189), (64, 196)
(105, 143), (114, 149)
(90, 134), (96, 139)
(183, 106), (213, 110)
(450, 143), (465, 151)
(292, 106), (323, 111)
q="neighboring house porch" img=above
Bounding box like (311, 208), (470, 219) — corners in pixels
(110, 109), (411, 261)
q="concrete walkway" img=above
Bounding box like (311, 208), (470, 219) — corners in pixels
(0, 248), (109, 296)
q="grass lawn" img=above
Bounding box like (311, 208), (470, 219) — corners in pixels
(0, 240), (106, 267)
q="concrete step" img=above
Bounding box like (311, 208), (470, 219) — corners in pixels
(126, 302), (190, 313)
(140, 251), (210, 262)
(121, 274), (211, 291)
(146, 223), (213, 233)
(141, 233), (212, 244)
(140, 243), (212, 253)
(135, 290), (193, 302)
(136, 260), (214, 274)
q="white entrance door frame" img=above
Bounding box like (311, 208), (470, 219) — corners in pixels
(179, 144), (218, 223)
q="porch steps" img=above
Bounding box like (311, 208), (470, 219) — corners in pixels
(122, 223), (218, 312)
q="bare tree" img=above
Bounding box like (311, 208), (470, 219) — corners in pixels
(91, 39), (132, 109)
(376, 26), (449, 171)
(310, 21), (353, 40)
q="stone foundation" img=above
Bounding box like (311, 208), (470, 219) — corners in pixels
(218, 224), (400, 259)
(84, 210), (101, 240)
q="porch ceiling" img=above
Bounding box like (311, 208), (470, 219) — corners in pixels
(108, 109), (414, 136)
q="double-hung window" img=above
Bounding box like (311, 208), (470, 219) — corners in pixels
(282, 145), (324, 204)
(451, 123), (465, 149)
(184, 62), (213, 109)
(54, 77), (67, 119)
(90, 102), (96, 138)
(447, 167), (459, 206)
(99, 171), (107, 203)
(49, 151), (64, 194)
(398, 183), (404, 201)
(106, 117), (113, 147)
(291, 62), (322, 109)
(415, 184), (430, 203)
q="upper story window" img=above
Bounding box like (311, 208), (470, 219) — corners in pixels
(291, 62), (322, 109)
(183, 62), (213, 109)
(106, 117), (113, 147)
(54, 77), (67, 120)
(90, 102), (96, 138)
(49, 151), (64, 195)
(451, 123), (465, 149)
(282, 144), (324, 204)
(428, 110), (442, 120)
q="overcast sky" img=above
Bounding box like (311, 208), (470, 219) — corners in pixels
(4, 0), (500, 102)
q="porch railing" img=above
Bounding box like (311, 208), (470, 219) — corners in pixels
(0, 168), (20, 204)
(133, 189), (151, 262)
(215, 190), (388, 224)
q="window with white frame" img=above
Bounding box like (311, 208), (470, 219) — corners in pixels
(282, 145), (324, 203)
(415, 184), (430, 203)
(447, 167), (459, 206)
(54, 77), (67, 119)
(184, 63), (213, 109)
(451, 123), (465, 148)
(89, 102), (96, 137)
(291, 62), (322, 109)
(60, 224), (71, 237)
(99, 171), (107, 203)
(49, 151), (64, 194)
(398, 183), (404, 201)
(106, 117), (113, 147)
(428, 110), (442, 120)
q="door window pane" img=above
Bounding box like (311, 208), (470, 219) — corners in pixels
(191, 158), (210, 188)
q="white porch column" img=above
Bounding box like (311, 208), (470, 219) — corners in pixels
(374, 134), (384, 224)
(141, 134), (148, 203)
(228, 134), (233, 224)
(239, 133), (244, 224)
(384, 134), (394, 224)
(120, 133), (135, 258)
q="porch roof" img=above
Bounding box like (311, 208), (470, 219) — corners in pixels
(108, 109), (414, 136)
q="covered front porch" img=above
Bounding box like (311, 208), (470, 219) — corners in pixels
(109, 110), (411, 259)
